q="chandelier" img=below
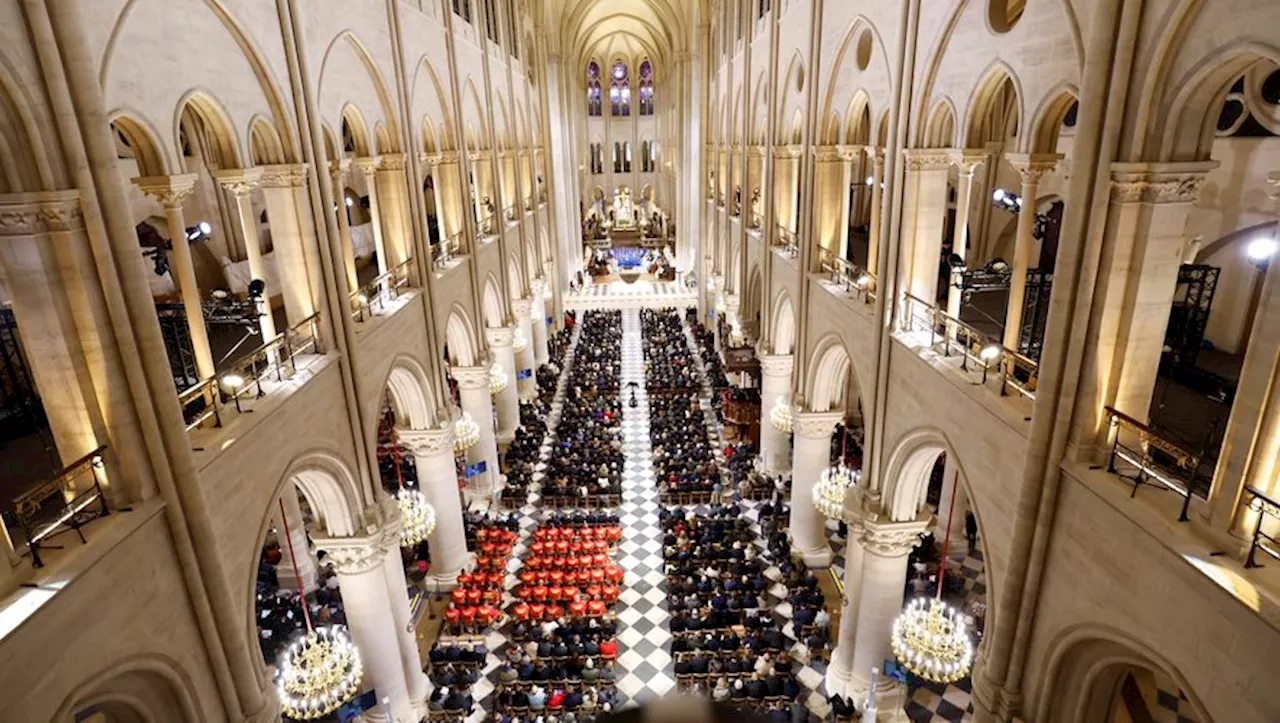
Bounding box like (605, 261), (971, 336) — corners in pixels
(454, 412), (480, 453)
(890, 597), (973, 683)
(272, 498), (362, 718)
(276, 626), (364, 719)
(489, 365), (509, 395)
(891, 468), (974, 683)
(769, 397), (794, 433)
(397, 488), (437, 547)
(813, 462), (859, 520)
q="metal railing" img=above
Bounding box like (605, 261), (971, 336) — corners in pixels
(350, 258), (414, 322)
(750, 212), (763, 230)
(899, 293), (1038, 399)
(477, 213), (496, 236)
(1103, 406), (1203, 522)
(774, 224), (799, 258)
(8, 445), (109, 567)
(817, 247), (876, 303)
(503, 204), (517, 222)
(1242, 486), (1280, 568)
(180, 377), (222, 431)
(433, 233), (463, 270)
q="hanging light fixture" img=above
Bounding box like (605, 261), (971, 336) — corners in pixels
(814, 423), (860, 521)
(489, 364), (509, 395)
(769, 396), (794, 433)
(454, 412), (480, 453)
(388, 429), (436, 548)
(273, 498), (363, 719)
(513, 326), (529, 353)
(890, 470), (975, 683)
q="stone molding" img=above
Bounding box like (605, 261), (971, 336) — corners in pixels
(950, 149), (988, 175)
(0, 191), (85, 236)
(329, 158), (351, 177)
(792, 410), (844, 440)
(397, 426), (455, 457)
(210, 167), (263, 197)
(134, 174), (199, 208)
(378, 153), (408, 171)
(1006, 153), (1064, 185)
(485, 325), (515, 347)
(814, 145), (859, 163)
(903, 149), (952, 172)
(859, 515), (933, 557)
(352, 156), (383, 176)
(1268, 171), (1280, 201)
(1109, 161), (1220, 204)
(452, 365), (491, 389)
(773, 145), (803, 159)
(511, 297), (532, 318)
(259, 163), (310, 188)
(316, 533), (391, 575)
(758, 353), (794, 378)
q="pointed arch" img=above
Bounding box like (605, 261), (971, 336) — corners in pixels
(1029, 84), (1079, 154)
(446, 304), (481, 366)
(807, 333), (857, 414)
(964, 62), (1024, 147)
(52, 654), (202, 723)
(843, 90), (872, 146)
(771, 291), (796, 356)
(383, 356), (441, 430)
(341, 104), (372, 157)
(248, 115), (286, 166)
(481, 274), (505, 328)
(110, 113), (170, 178)
(316, 31), (402, 152)
(924, 97), (958, 149)
(175, 90), (243, 170)
(0, 59), (55, 192)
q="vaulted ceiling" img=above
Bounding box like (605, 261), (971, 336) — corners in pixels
(541, 0), (697, 73)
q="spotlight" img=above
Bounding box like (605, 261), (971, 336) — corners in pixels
(199, 221), (212, 235)
(248, 278), (267, 299)
(1246, 236), (1277, 263)
(855, 274), (871, 289)
(221, 373), (245, 390)
(980, 345), (1001, 362)
(992, 189), (1005, 202)
(345, 197), (355, 208)
(865, 176), (874, 186)
(211, 288), (231, 301)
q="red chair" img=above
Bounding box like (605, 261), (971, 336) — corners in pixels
(587, 599), (606, 617)
(530, 603), (547, 620)
(514, 603), (531, 621)
(547, 604), (564, 620)
(451, 588), (468, 605)
(445, 607), (461, 628)
(569, 600), (587, 617)
(586, 585), (602, 600)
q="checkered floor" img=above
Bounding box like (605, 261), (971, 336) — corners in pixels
(566, 279), (697, 310)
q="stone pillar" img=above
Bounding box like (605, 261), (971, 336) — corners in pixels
(790, 410), (844, 568)
(375, 154), (412, 270)
(1001, 154), (1061, 351)
(329, 159), (360, 293)
(354, 156), (389, 275)
(376, 521), (429, 713)
(759, 353), (794, 474)
(398, 427), (467, 587)
(272, 489), (319, 594)
(453, 365), (500, 497)
(825, 517), (866, 701)
(847, 516), (932, 704)
(814, 147), (848, 259)
(946, 152), (986, 320)
(485, 327), (520, 443)
(900, 150), (952, 303)
(530, 287), (551, 367)
(316, 528), (415, 723)
(134, 175), (215, 379)
(512, 297), (538, 400)
(259, 165), (319, 327)
(865, 147), (885, 278)
(837, 148), (858, 260)
(212, 169), (278, 345)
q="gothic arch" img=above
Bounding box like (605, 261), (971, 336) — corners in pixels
(174, 90), (244, 170)
(53, 654), (202, 723)
(446, 304), (481, 366)
(316, 31), (402, 152)
(482, 274), (505, 327)
(771, 291), (796, 355)
(383, 356), (441, 431)
(1028, 84), (1079, 154)
(806, 333), (858, 414)
(411, 55), (456, 150)
(1155, 42), (1280, 161)
(110, 113), (171, 178)
(0, 59), (55, 191)
(818, 16), (893, 129)
(963, 62), (1024, 147)
(248, 115), (286, 166)
(341, 104), (373, 157)
(843, 90), (872, 146)
(923, 98), (958, 149)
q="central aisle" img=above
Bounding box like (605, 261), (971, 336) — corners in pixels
(613, 308), (677, 705)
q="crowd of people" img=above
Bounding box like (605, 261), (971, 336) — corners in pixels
(510, 524), (624, 623)
(493, 615), (623, 723)
(503, 403), (551, 508)
(642, 308), (699, 391)
(443, 516), (516, 633)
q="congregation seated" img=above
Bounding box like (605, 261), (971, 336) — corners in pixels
(651, 392), (722, 501)
(503, 407), (548, 507)
(542, 510), (621, 528)
(511, 525), (624, 623)
(641, 308), (698, 390)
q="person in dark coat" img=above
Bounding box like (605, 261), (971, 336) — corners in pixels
(965, 511), (979, 552)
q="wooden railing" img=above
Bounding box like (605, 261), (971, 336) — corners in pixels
(8, 445), (109, 567)
(350, 258), (414, 322)
(899, 293), (1038, 399)
(816, 247), (876, 303)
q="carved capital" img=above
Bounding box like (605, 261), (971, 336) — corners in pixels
(0, 191), (85, 237)
(134, 174), (199, 208)
(352, 156), (383, 176)
(1268, 171), (1280, 203)
(397, 426), (455, 458)
(792, 410), (844, 440)
(485, 325), (515, 348)
(452, 365), (491, 390)
(859, 515), (932, 557)
(904, 148), (953, 172)
(1109, 161), (1220, 204)
(211, 167), (264, 197)
(758, 353), (794, 378)
(378, 153), (408, 171)
(813, 145), (848, 163)
(950, 149), (988, 176)
(315, 533), (391, 575)
(329, 158), (351, 179)
(1005, 153), (1063, 186)
(773, 145), (803, 160)
(864, 146), (886, 166)
(511, 297), (532, 318)
(259, 164), (310, 188)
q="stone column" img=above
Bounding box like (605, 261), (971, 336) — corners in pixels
(865, 147), (885, 278)
(485, 326), (520, 443)
(530, 286), (551, 366)
(134, 175), (215, 378)
(375, 153), (411, 271)
(212, 169), (278, 345)
(724, 294), (742, 339)
(825, 517), (866, 701)
(354, 156), (389, 275)
(1002, 154), (1061, 351)
(376, 521), (429, 713)
(847, 516), (932, 704)
(316, 528), (415, 723)
(272, 489), (319, 594)
(259, 164), (319, 327)
(512, 297), (538, 400)
(759, 353), (795, 474)
(790, 410), (844, 568)
(329, 159), (360, 293)
(453, 365), (500, 497)
(837, 147), (858, 260)
(946, 152), (986, 320)
(900, 150), (952, 303)
(398, 427), (467, 587)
